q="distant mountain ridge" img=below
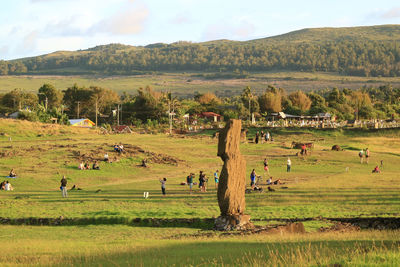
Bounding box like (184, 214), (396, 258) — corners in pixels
(1, 24), (399, 77)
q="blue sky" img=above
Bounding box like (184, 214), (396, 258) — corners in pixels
(0, 0), (399, 60)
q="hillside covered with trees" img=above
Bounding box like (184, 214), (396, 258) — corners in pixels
(1, 25), (400, 77)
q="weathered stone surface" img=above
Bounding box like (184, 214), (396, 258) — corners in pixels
(214, 214), (254, 231)
(217, 119), (247, 216)
(215, 120), (253, 231)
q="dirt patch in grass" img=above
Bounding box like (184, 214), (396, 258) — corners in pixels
(0, 142), (183, 166)
(71, 143), (183, 166)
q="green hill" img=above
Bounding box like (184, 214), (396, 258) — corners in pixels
(1, 24), (400, 77)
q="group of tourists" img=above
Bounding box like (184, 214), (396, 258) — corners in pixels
(255, 131), (273, 144)
(78, 161), (100, 170)
(0, 180), (13, 191)
(0, 169), (16, 192)
(358, 148), (370, 164)
(114, 144), (124, 153)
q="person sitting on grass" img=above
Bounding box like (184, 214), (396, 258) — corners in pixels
(0, 181), (5, 190)
(78, 162), (84, 170)
(4, 181), (13, 191)
(9, 169), (17, 177)
(372, 166), (381, 173)
(114, 145), (120, 153)
(92, 161), (100, 170)
(141, 159), (148, 168)
(273, 179), (282, 185)
(267, 177), (273, 185)
(84, 162), (90, 170)
(104, 153), (109, 162)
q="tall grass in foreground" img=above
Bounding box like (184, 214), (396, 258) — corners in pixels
(61, 238), (400, 267)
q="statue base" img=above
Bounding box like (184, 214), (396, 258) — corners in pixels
(214, 214), (254, 231)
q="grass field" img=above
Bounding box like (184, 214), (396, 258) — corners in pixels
(0, 71), (399, 97)
(0, 119), (399, 266)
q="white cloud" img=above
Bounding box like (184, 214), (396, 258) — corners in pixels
(202, 19), (256, 41)
(88, 2), (149, 35)
(22, 31), (39, 51)
(170, 13), (192, 25)
(381, 7), (400, 19)
(0, 45), (9, 56)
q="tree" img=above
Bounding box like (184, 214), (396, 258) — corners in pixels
(88, 86), (120, 116)
(2, 89), (38, 110)
(196, 92), (221, 105)
(258, 91), (282, 113)
(288, 91), (311, 113)
(350, 91), (373, 119)
(63, 84), (93, 118)
(123, 86), (167, 122)
(240, 86), (259, 119)
(38, 83), (63, 109)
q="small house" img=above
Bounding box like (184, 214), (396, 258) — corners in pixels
(198, 112), (223, 122)
(113, 125), (132, 134)
(69, 119), (95, 128)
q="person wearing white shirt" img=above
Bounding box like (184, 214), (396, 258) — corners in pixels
(287, 158), (292, 172)
(4, 181), (13, 191)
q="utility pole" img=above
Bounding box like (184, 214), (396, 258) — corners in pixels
(45, 96), (48, 111)
(76, 101), (81, 119)
(119, 104), (122, 125)
(117, 104), (120, 126)
(95, 97), (98, 127)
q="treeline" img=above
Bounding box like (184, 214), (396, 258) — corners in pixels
(1, 40), (400, 77)
(0, 83), (399, 126)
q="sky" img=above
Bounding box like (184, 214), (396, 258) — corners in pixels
(0, 0), (399, 60)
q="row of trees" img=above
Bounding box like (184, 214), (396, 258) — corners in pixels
(1, 40), (400, 77)
(0, 83), (399, 126)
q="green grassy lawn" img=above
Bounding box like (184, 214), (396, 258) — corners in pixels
(0, 119), (399, 266)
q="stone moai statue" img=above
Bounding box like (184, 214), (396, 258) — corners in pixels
(215, 119), (253, 230)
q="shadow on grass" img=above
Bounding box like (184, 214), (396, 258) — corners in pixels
(63, 239), (400, 266)
(0, 216), (214, 229)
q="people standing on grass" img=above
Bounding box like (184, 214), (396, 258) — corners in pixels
(260, 131), (265, 144)
(359, 149), (364, 163)
(60, 175), (68, 198)
(214, 170), (219, 189)
(159, 178), (167, 196)
(365, 148), (370, 164)
(301, 144), (307, 155)
(255, 131), (259, 144)
(186, 173), (194, 193)
(266, 132), (270, 142)
(199, 171), (207, 192)
(263, 158), (270, 174)
(250, 169), (257, 188)
(287, 157), (291, 172)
